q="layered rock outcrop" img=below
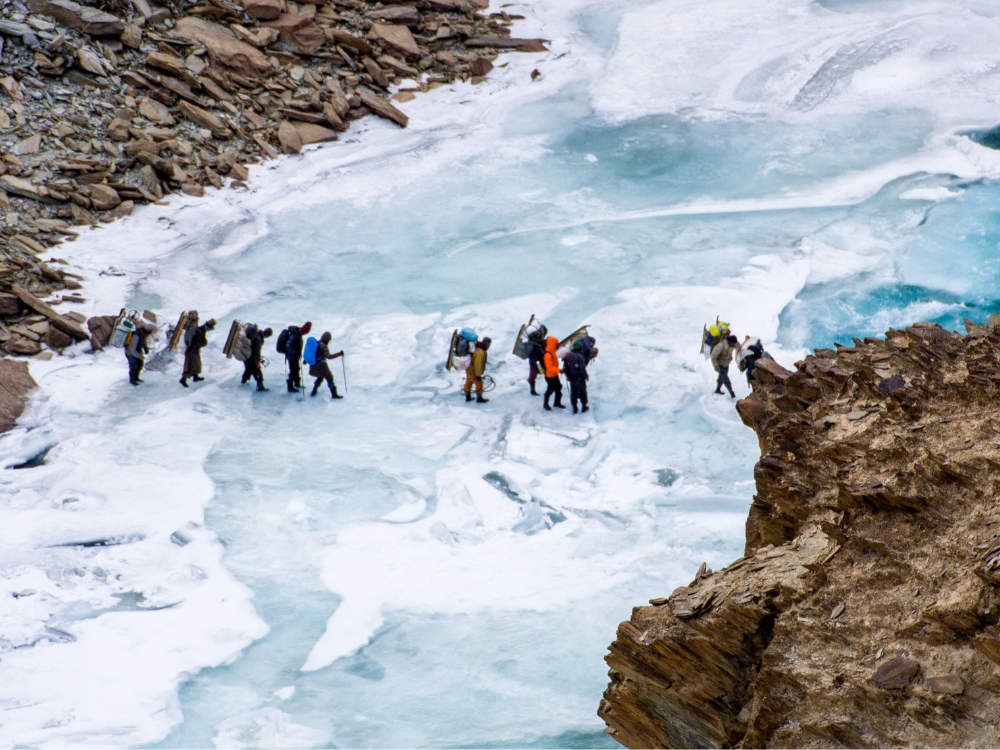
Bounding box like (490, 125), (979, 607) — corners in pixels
(0, 358), (36, 433)
(601, 321), (1000, 748)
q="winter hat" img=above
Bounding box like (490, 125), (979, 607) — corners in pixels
(301, 322), (312, 334)
(262, 328), (273, 337)
(481, 337), (492, 349)
(321, 332), (332, 343)
(205, 319), (216, 329)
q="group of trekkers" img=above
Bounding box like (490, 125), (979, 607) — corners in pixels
(703, 318), (771, 398)
(122, 313), (344, 399)
(121, 308), (768, 410)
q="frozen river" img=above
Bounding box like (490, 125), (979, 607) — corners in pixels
(5, 0), (1000, 746)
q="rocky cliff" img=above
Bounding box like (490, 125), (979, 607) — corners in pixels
(600, 321), (1000, 748)
(0, 358), (36, 433)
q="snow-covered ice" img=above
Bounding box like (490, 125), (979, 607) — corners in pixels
(6, 0), (1000, 746)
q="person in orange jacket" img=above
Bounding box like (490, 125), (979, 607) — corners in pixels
(542, 336), (565, 410)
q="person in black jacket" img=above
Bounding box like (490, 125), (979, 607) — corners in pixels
(242, 326), (272, 391)
(309, 332), (345, 399)
(283, 321), (312, 393)
(563, 341), (590, 414)
(180, 317), (215, 387)
(125, 323), (151, 386)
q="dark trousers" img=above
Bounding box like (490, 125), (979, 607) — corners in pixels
(127, 355), (144, 384)
(544, 376), (562, 406)
(287, 357), (301, 388)
(716, 364), (734, 395)
(528, 357), (539, 385)
(569, 378), (588, 409)
(242, 360), (264, 388)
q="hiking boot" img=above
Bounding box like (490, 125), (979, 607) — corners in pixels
(582, 405), (589, 413)
(529, 382), (538, 396)
(554, 397), (566, 409)
(287, 379), (298, 393)
(180, 377), (188, 388)
(192, 376), (204, 382)
(331, 386), (343, 399)
(311, 385), (319, 397)
(544, 403), (552, 411)
(256, 385), (269, 392)
(572, 404), (578, 414)
(465, 391), (473, 402)
(476, 395), (489, 403)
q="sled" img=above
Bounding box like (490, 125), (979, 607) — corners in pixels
(446, 329), (459, 371)
(223, 319), (240, 359)
(168, 311), (188, 351)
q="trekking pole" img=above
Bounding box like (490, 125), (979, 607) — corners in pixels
(341, 354), (347, 394)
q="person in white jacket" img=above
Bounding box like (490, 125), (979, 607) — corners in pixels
(710, 334), (738, 398)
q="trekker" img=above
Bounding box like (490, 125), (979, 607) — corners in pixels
(125, 323), (151, 386)
(711, 334), (738, 398)
(704, 318), (730, 352)
(180, 316), (215, 387)
(242, 326), (272, 391)
(310, 332), (345, 399)
(738, 336), (768, 387)
(279, 321), (311, 393)
(464, 337), (491, 403)
(527, 329), (546, 396)
(542, 336), (565, 410)
(563, 340), (590, 414)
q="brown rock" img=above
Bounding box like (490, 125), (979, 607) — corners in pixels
(111, 200), (134, 218)
(4, 337), (42, 356)
(45, 326), (73, 349)
(89, 184), (121, 210)
(366, 5), (418, 25)
(290, 121), (338, 145)
(326, 28), (373, 55)
(466, 36), (548, 52)
(363, 57), (391, 88)
(145, 50), (186, 77)
(357, 90), (408, 128)
(1, 175), (40, 200)
(926, 674), (964, 695)
(215, 151), (237, 174)
(204, 166), (223, 188)
(243, 0), (283, 21)
(181, 183), (205, 197)
(325, 78), (350, 117)
(322, 101), (346, 130)
(229, 163), (250, 181)
(368, 23), (421, 58)
(76, 47), (105, 76)
(872, 657), (920, 689)
(106, 117), (130, 142)
(70, 202), (98, 225)
(378, 54), (418, 78)
(139, 97), (175, 125)
(28, 0), (124, 36)
(470, 56), (493, 77)
(278, 120), (302, 154)
(87, 314), (117, 350)
(0, 359), (37, 434)
(267, 13), (325, 55)
(0, 293), (21, 316)
(120, 22), (141, 48)
(12, 134), (42, 155)
(185, 54), (207, 76)
(177, 100), (232, 139)
(174, 17), (273, 78)
(391, 90), (415, 103)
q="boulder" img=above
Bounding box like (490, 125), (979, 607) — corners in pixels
(358, 90), (408, 128)
(87, 314), (117, 350)
(277, 120), (302, 154)
(139, 97), (175, 125)
(0, 359), (37, 434)
(243, 0), (282, 21)
(44, 326), (73, 349)
(290, 121), (338, 145)
(4, 337), (42, 356)
(0, 293), (21, 316)
(28, 0), (124, 36)
(266, 13), (325, 55)
(174, 17), (273, 77)
(368, 23), (421, 58)
(89, 184), (121, 210)
(177, 100), (232, 139)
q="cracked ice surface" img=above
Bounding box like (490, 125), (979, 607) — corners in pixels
(7, 0), (1000, 746)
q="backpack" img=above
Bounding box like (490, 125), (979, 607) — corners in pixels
(303, 336), (319, 366)
(454, 337), (470, 357)
(276, 328), (289, 355)
(244, 323), (258, 342)
(183, 325), (196, 347)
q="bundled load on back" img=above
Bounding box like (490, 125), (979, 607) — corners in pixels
(447, 327), (478, 371)
(701, 317), (730, 354)
(737, 336), (772, 386)
(109, 309), (141, 348)
(558, 325), (597, 362)
(223, 320), (257, 362)
(513, 315), (548, 359)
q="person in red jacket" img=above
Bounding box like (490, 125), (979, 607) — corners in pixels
(542, 336), (565, 410)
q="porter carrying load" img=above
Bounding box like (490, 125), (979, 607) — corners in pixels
(110, 309), (140, 348)
(168, 311), (189, 351)
(512, 315), (547, 359)
(557, 326), (593, 360)
(223, 321), (256, 362)
(447, 327), (478, 371)
(701, 317), (730, 355)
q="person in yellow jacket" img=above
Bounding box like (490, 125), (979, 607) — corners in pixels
(464, 337), (492, 403)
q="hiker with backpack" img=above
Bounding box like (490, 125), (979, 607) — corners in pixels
(276, 321), (311, 393)
(306, 332), (345, 399)
(464, 336), (491, 403)
(241, 325), (272, 391)
(125, 322), (152, 386)
(737, 336), (771, 388)
(180, 314), (215, 387)
(563, 339), (590, 414)
(711, 334), (739, 398)
(527, 329), (546, 396)
(542, 336), (565, 410)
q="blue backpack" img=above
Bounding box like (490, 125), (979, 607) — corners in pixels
(303, 336), (319, 366)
